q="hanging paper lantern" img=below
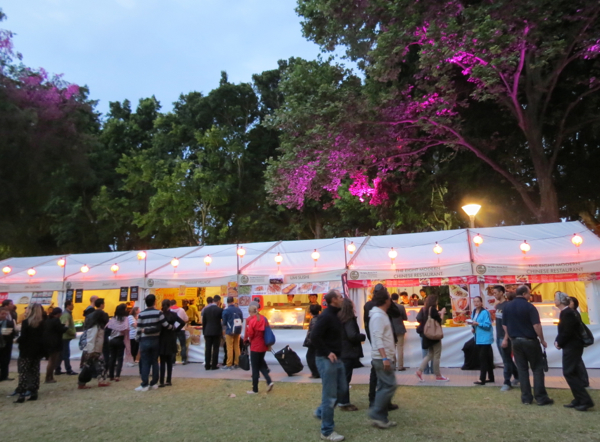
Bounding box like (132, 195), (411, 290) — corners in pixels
(204, 255), (212, 266)
(111, 264), (119, 274)
(1, 266), (11, 275)
(274, 253), (283, 265)
(27, 268), (36, 277)
(81, 265), (90, 273)
(572, 234), (583, 247)
(473, 234), (483, 247)
(388, 247), (398, 261)
(57, 258), (66, 267)
(237, 247), (246, 258)
(171, 258), (180, 268)
(311, 249), (320, 262)
(433, 242), (443, 255)
(347, 242), (356, 254)
(137, 251), (147, 260)
(520, 241), (531, 254)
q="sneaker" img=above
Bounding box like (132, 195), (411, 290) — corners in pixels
(436, 376), (450, 382)
(67, 371), (79, 376)
(511, 379), (520, 387)
(134, 386), (149, 392)
(415, 370), (424, 382)
(537, 398), (554, 406)
(150, 384), (159, 390)
(232, 365), (239, 370)
(320, 431), (345, 441)
(246, 390), (257, 395)
(126, 362), (136, 367)
(500, 384), (511, 392)
(221, 366), (233, 370)
(267, 382), (274, 393)
(371, 420), (398, 429)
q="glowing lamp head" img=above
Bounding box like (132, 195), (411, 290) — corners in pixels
(473, 234), (483, 247)
(237, 247), (246, 258)
(388, 247), (398, 261)
(347, 242), (356, 254)
(57, 258), (66, 267)
(2, 266), (11, 275)
(520, 241), (531, 254)
(171, 258), (180, 268)
(274, 253), (283, 265)
(462, 204), (481, 217)
(433, 242), (443, 255)
(204, 255), (212, 266)
(81, 265), (90, 273)
(110, 264), (119, 274)
(137, 251), (147, 260)
(27, 268), (36, 277)
(572, 234), (583, 247)
(311, 249), (320, 262)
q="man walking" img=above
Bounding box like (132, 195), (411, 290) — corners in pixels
(56, 300), (77, 376)
(502, 285), (553, 406)
(135, 294), (173, 392)
(492, 285), (518, 391)
(390, 293), (407, 371)
(201, 295), (223, 370)
(221, 296), (244, 370)
(368, 288), (398, 429)
(311, 289), (347, 442)
(170, 300), (189, 364)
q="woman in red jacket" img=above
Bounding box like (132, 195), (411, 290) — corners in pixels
(244, 305), (274, 394)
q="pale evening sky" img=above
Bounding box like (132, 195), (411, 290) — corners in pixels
(2, 0), (332, 117)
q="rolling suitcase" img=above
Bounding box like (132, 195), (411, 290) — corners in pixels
(272, 345), (303, 376)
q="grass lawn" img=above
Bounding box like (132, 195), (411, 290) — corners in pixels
(1, 376), (599, 442)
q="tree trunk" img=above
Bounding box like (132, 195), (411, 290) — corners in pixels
(536, 173), (560, 223)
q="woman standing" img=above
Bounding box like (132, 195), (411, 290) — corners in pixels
(15, 303), (45, 403)
(471, 296), (495, 385)
(158, 300), (185, 387)
(127, 307), (140, 366)
(43, 307), (68, 384)
(555, 291), (594, 410)
(338, 298), (365, 411)
(303, 304), (322, 379)
(244, 304), (274, 394)
(107, 304), (130, 382)
(416, 295), (449, 382)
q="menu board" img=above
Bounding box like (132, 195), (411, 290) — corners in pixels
(65, 289), (74, 303)
(130, 286), (139, 301)
(239, 282), (330, 296)
(75, 289), (84, 303)
(119, 287), (128, 302)
(448, 284), (470, 325)
(31, 291), (53, 305)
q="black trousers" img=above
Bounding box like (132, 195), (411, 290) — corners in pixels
(577, 359), (589, 387)
(563, 344), (594, 406)
(369, 365), (377, 405)
(160, 354), (174, 384)
(512, 338), (549, 404)
(204, 336), (220, 369)
(0, 341), (12, 380)
(108, 338), (125, 379)
(250, 351), (272, 393)
(477, 344), (494, 382)
(130, 339), (139, 362)
(306, 346), (318, 377)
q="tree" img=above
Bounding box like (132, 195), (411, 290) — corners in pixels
(275, 0), (600, 223)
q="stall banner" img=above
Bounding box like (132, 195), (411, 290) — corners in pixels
(243, 281), (330, 296)
(130, 286), (139, 301)
(65, 289), (74, 302)
(341, 273), (349, 298)
(472, 261), (600, 277)
(119, 287), (128, 302)
(75, 289), (84, 303)
(0, 292), (7, 302)
(239, 271), (345, 285)
(31, 291), (53, 305)
(348, 276), (479, 289)
(479, 273), (600, 284)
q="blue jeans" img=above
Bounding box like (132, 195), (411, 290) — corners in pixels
(496, 337), (518, 386)
(59, 339), (73, 373)
(369, 359), (398, 423)
(315, 356), (347, 437)
(139, 338), (160, 387)
(421, 337), (433, 373)
(177, 330), (187, 362)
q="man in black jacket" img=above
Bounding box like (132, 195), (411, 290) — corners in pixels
(311, 290), (346, 442)
(364, 284), (400, 409)
(554, 291), (594, 411)
(201, 296), (223, 370)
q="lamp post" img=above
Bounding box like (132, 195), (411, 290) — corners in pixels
(462, 204), (481, 228)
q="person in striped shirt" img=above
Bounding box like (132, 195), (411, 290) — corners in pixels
(134, 295), (173, 392)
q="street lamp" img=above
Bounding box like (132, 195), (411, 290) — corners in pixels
(462, 204), (481, 228)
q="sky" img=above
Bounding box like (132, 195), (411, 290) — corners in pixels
(2, 0), (330, 117)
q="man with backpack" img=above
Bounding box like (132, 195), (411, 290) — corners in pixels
(221, 296), (244, 370)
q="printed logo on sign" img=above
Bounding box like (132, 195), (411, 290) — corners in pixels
(349, 271), (360, 280)
(240, 275), (249, 284)
(66, 282), (72, 289)
(147, 279), (154, 287)
(476, 265), (487, 275)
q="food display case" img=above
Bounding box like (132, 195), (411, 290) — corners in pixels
(404, 306), (421, 327)
(533, 302), (560, 325)
(260, 305), (308, 329)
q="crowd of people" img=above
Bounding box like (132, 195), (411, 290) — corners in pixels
(0, 282), (595, 439)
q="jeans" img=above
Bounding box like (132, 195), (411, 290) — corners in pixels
(315, 356), (347, 437)
(562, 344), (593, 406)
(477, 344), (494, 382)
(511, 338), (549, 404)
(226, 334), (241, 367)
(139, 338), (160, 387)
(306, 346), (319, 377)
(177, 330), (187, 362)
(204, 335), (220, 369)
(496, 337), (518, 385)
(250, 351), (272, 392)
(420, 337), (433, 373)
(60, 340), (73, 373)
(369, 359), (398, 423)
(108, 337), (125, 379)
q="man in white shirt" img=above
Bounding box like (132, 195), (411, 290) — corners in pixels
(170, 300), (189, 364)
(368, 287), (398, 429)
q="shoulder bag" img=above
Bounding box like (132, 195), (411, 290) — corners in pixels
(423, 307), (444, 340)
(580, 321), (594, 347)
(263, 317), (276, 347)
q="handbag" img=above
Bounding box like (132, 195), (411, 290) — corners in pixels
(238, 344), (250, 371)
(264, 324), (276, 347)
(541, 349), (549, 372)
(580, 321), (594, 347)
(423, 307), (444, 340)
